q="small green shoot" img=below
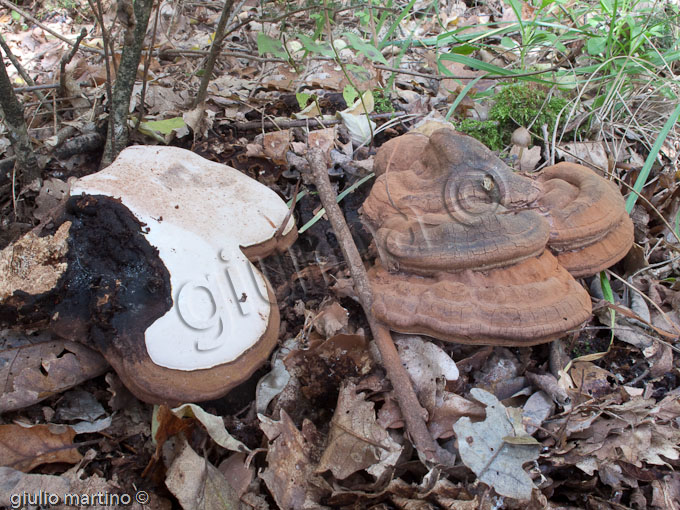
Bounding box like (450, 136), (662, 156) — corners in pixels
(257, 33), (287, 59)
(298, 173), (375, 234)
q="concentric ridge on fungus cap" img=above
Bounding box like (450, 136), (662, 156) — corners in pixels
(369, 250), (592, 346)
(537, 162), (634, 278)
(362, 129), (600, 346)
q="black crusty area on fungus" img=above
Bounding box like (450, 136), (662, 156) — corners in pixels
(2, 194), (172, 361)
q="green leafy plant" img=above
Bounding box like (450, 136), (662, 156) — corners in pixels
(373, 88), (393, 113)
(457, 84), (567, 149)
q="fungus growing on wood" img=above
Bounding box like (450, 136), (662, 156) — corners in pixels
(0, 146), (297, 404)
(537, 162), (634, 278)
(372, 132), (429, 177)
(362, 129), (542, 230)
(369, 251), (591, 346)
(362, 129), (594, 346)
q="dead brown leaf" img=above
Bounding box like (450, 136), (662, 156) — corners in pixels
(218, 453), (254, 498)
(263, 130), (292, 165)
(556, 141), (609, 173)
(259, 411), (328, 510)
(428, 392), (484, 440)
(0, 423), (82, 472)
(165, 440), (242, 510)
(312, 300), (349, 338)
(317, 381), (402, 480)
(570, 362), (617, 398)
(143, 405), (195, 477)
(0, 333), (109, 413)
(308, 127), (336, 164)
(34, 178), (69, 221)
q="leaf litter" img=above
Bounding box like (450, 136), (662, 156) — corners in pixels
(0, 0), (679, 508)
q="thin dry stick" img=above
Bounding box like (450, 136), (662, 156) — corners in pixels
(194, 0), (235, 107)
(0, 31), (52, 117)
(605, 269), (680, 336)
(305, 148), (450, 465)
(59, 28), (88, 96)
(0, 33), (38, 91)
(135, 0), (162, 129)
(229, 112), (407, 131)
(86, 0), (114, 159)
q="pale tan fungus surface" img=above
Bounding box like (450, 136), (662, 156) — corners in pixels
(0, 222), (71, 301)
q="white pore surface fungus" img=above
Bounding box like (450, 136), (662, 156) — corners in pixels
(70, 146), (295, 371)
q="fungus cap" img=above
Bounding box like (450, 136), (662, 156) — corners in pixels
(362, 130), (541, 231)
(66, 146), (297, 403)
(362, 130), (593, 346)
(370, 250), (591, 346)
(538, 162), (634, 277)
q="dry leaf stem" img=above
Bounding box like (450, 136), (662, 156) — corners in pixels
(305, 148), (447, 465)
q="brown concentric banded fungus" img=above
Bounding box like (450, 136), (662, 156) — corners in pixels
(0, 146), (297, 404)
(537, 162), (634, 277)
(362, 129), (594, 346)
(369, 251), (591, 346)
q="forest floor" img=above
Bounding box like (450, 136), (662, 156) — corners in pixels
(1, 0), (680, 509)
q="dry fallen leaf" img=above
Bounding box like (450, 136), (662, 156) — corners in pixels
(0, 467), (71, 507)
(263, 130), (292, 165)
(569, 361), (617, 398)
(317, 381), (402, 480)
(165, 439), (242, 510)
(0, 332), (109, 414)
(429, 392), (485, 440)
(395, 335), (459, 415)
(510, 145), (542, 172)
(172, 404), (249, 453)
(556, 141), (609, 172)
(34, 178), (69, 221)
(312, 301), (349, 338)
(308, 127), (336, 164)
(0, 423), (82, 472)
(522, 391), (554, 434)
(453, 388), (540, 501)
(218, 453), (254, 498)
(259, 411), (328, 510)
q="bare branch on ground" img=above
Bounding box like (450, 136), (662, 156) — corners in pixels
(305, 147), (454, 466)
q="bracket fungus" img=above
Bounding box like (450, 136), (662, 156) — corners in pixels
(537, 162), (634, 277)
(0, 146), (297, 404)
(362, 129), (633, 346)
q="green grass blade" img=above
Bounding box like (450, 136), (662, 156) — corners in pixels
(286, 189), (309, 208)
(438, 53), (556, 85)
(625, 102), (680, 213)
(445, 75), (484, 121)
(599, 270), (616, 351)
(379, 0), (416, 49)
(298, 173), (375, 234)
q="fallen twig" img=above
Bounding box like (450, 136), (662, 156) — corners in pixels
(194, 0), (235, 107)
(136, 0), (162, 129)
(12, 82), (92, 93)
(305, 148), (452, 466)
(229, 112), (408, 131)
(59, 28), (88, 97)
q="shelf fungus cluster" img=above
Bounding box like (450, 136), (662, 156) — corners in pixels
(0, 146), (297, 404)
(362, 129), (633, 346)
